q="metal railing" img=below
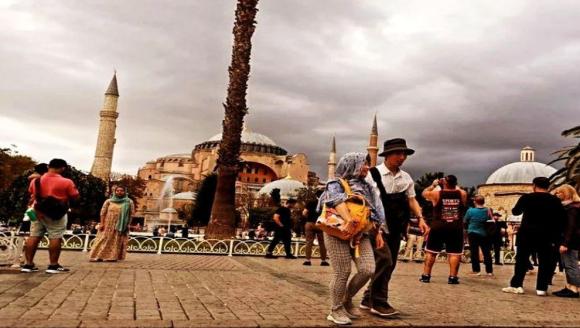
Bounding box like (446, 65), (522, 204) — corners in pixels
(1, 232), (516, 263)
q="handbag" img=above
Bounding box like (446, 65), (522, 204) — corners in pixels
(315, 179), (373, 241)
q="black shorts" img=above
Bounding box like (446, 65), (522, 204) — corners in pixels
(425, 220), (464, 255)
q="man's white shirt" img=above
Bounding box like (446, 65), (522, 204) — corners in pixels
(365, 163), (416, 198)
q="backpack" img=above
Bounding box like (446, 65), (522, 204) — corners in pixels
(33, 178), (69, 220)
(316, 178), (373, 241)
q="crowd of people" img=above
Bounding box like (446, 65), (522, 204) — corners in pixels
(259, 138), (579, 325)
(13, 140), (580, 325)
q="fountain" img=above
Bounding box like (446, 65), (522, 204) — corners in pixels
(158, 175), (178, 233)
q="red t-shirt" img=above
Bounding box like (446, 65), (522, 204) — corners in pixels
(28, 173), (79, 202)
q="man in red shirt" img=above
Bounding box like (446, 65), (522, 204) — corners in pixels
(21, 159), (79, 274)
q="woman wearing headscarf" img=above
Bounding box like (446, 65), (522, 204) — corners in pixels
(318, 152), (386, 325)
(89, 186), (134, 262)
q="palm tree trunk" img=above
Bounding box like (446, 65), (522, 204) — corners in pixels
(205, 0), (259, 239)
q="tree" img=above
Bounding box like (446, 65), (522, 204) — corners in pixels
(206, 0), (259, 239)
(190, 174), (218, 228)
(0, 166), (107, 226)
(550, 125), (580, 189)
(0, 146), (36, 192)
(110, 174), (146, 208)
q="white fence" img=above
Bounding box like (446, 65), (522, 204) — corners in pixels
(1, 232), (516, 264)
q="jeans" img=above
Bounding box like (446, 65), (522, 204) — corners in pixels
(561, 249), (580, 286)
(362, 230), (401, 307)
(304, 222), (327, 261)
(403, 234), (424, 260)
(468, 233), (493, 273)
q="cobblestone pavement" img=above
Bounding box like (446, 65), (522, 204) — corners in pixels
(0, 251), (578, 327)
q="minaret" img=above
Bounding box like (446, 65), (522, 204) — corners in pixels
(367, 114), (379, 167)
(90, 72), (119, 181)
(327, 136), (337, 180)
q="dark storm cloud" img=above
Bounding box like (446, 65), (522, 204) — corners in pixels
(1, 0), (579, 186)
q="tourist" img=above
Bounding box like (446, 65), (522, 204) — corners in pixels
(20, 163), (49, 235)
(491, 212), (507, 265)
(463, 195), (493, 276)
(302, 191), (329, 266)
(319, 152), (384, 325)
(402, 216), (425, 262)
(420, 175), (468, 284)
(362, 138), (427, 317)
(21, 159), (79, 274)
(181, 224), (189, 238)
(502, 177), (566, 296)
(265, 199), (298, 259)
(552, 184), (580, 298)
(89, 186), (134, 262)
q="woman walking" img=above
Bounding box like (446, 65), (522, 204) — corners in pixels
(463, 195), (493, 276)
(90, 186), (134, 262)
(552, 184), (580, 298)
(318, 153), (385, 325)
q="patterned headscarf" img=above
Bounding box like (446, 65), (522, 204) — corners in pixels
(335, 152), (369, 179)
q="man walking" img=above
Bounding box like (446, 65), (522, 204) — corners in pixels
(362, 138), (428, 317)
(502, 177), (566, 296)
(302, 194), (329, 266)
(420, 175), (468, 284)
(265, 199), (298, 259)
(21, 159), (79, 274)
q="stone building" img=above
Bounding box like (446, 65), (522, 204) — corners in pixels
(91, 73), (119, 182)
(135, 126), (313, 229)
(477, 146), (556, 219)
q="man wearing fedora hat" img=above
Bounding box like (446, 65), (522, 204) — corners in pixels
(361, 138), (428, 317)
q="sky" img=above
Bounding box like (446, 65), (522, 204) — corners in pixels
(1, 0), (578, 187)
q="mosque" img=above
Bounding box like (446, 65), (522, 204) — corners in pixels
(134, 125), (314, 228)
(477, 146), (557, 220)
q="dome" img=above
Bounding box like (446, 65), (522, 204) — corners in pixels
(208, 130), (277, 146)
(258, 176), (306, 199)
(173, 191), (197, 200)
(485, 147), (556, 184)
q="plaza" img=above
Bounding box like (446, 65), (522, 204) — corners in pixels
(0, 250), (578, 328)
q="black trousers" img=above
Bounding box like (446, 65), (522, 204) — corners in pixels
(468, 233), (493, 273)
(510, 241), (555, 291)
(267, 228), (292, 256)
(492, 237), (503, 263)
(362, 230), (402, 307)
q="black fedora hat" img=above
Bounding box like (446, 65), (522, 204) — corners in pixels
(379, 138), (415, 157)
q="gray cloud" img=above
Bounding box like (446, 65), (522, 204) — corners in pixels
(1, 0), (578, 187)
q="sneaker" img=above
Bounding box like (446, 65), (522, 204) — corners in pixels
(359, 299), (371, 310)
(502, 286), (525, 294)
(448, 276), (460, 284)
(303, 260), (312, 266)
(285, 255), (297, 259)
(327, 309), (352, 325)
(553, 288), (580, 298)
(495, 262), (503, 266)
(343, 300), (362, 319)
(468, 272), (481, 276)
(20, 264), (38, 273)
(485, 273), (495, 278)
(419, 274), (431, 283)
(370, 304), (400, 317)
(264, 254), (277, 259)
(45, 264), (70, 274)
(536, 290), (547, 296)
(320, 261), (330, 266)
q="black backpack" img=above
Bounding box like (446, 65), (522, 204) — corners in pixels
(33, 178), (69, 220)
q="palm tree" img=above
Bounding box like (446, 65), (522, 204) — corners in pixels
(549, 125), (580, 189)
(205, 0), (259, 239)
